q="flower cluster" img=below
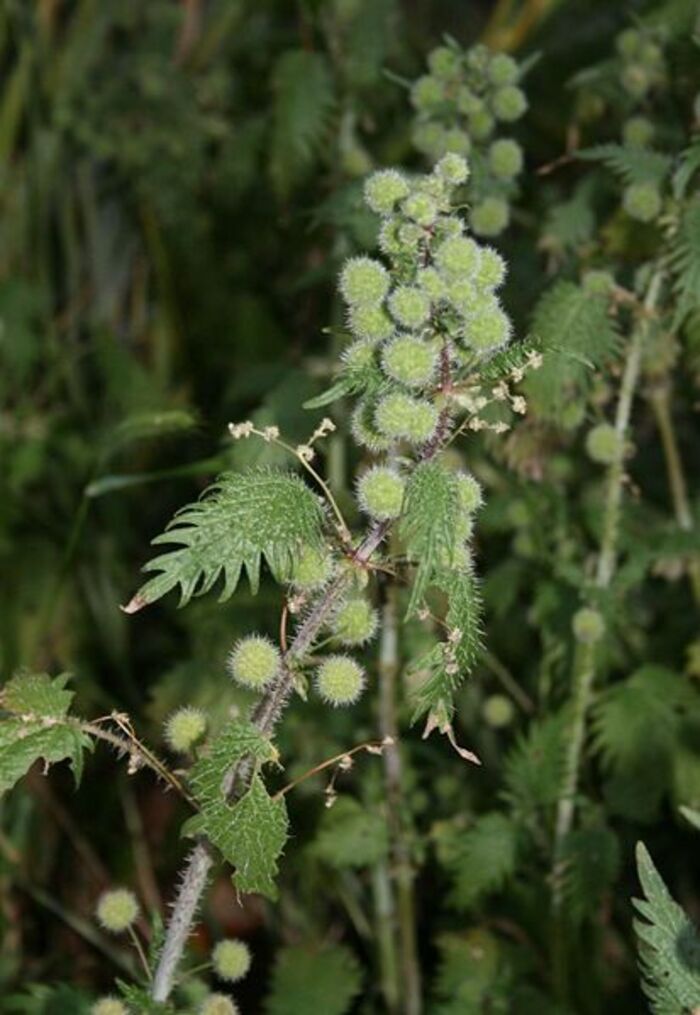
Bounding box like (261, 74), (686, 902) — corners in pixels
(409, 42), (527, 236)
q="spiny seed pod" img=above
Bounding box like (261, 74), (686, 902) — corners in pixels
(457, 86), (482, 116)
(397, 222), (424, 251)
(374, 392), (438, 445)
(475, 247), (506, 290)
(444, 127), (473, 154)
(622, 116), (654, 147)
(348, 303), (395, 343)
(416, 266), (447, 300)
(364, 169), (410, 214)
(465, 306), (511, 351)
(435, 152), (470, 186)
(96, 889), (139, 934)
(620, 63), (651, 99)
(291, 545), (334, 590)
(467, 109), (495, 141)
(456, 472), (483, 512)
(572, 607), (605, 644)
(351, 401), (393, 452)
(316, 655), (365, 706)
(342, 339), (375, 371)
(586, 423), (620, 465)
(488, 138), (523, 180)
(428, 45), (461, 80)
(491, 85), (527, 122)
(482, 694), (515, 728)
(410, 74), (444, 111)
(357, 465), (406, 520)
(92, 999), (128, 1015)
(339, 257), (390, 306)
(165, 707), (207, 753)
(622, 181), (661, 223)
(331, 596), (378, 646)
(382, 335), (438, 388)
(488, 53), (519, 87)
(388, 286), (431, 330)
(212, 939), (252, 983)
(435, 235), (481, 279)
(200, 995), (239, 1015)
(412, 121), (447, 158)
(228, 636), (280, 690)
(470, 197), (509, 237)
(402, 191), (439, 227)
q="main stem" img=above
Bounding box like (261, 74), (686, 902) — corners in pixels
(378, 582), (422, 1015)
(551, 270), (662, 975)
(151, 521), (389, 1002)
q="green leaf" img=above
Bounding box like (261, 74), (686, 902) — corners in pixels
(126, 468), (325, 611)
(312, 796), (389, 868)
(3, 672), (74, 718)
(265, 944), (362, 1015)
(187, 720), (278, 805)
(634, 842), (700, 1013)
(668, 197), (700, 330)
(503, 711), (567, 818)
(445, 813), (518, 910)
(559, 824), (620, 925)
(577, 144), (672, 186)
(269, 50), (335, 197)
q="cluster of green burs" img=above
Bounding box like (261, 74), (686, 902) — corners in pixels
(410, 43), (527, 236)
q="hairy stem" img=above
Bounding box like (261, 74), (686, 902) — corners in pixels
(372, 860), (401, 1013)
(648, 383), (700, 607)
(551, 269), (663, 985)
(151, 520), (390, 1001)
(378, 582), (422, 1014)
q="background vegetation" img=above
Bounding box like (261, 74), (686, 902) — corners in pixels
(1, 0), (699, 1011)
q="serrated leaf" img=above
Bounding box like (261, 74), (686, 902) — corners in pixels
(502, 711), (567, 817)
(0, 719), (90, 796)
(444, 812), (517, 910)
(577, 144), (672, 186)
(126, 468), (325, 610)
(2, 672), (74, 718)
(633, 842), (700, 1013)
(265, 944), (362, 1015)
(187, 720), (278, 806)
(560, 824), (620, 925)
(668, 198), (700, 330)
(312, 796), (389, 868)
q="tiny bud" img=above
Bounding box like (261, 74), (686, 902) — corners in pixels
(586, 423), (621, 465)
(95, 889), (139, 934)
(572, 607), (605, 644)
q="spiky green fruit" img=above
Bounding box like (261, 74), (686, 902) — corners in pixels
(212, 939), (252, 983)
(488, 53), (519, 86)
(491, 85), (527, 122)
(488, 138), (523, 180)
(357, 466), (406, 520)
(623, 181), (661, 223)
(586, 423), (620, 465)
(339, 257), (390, 306)
(331, 596), (378, 646)
(444, 127), (473, 153)
(428, 45), (461, 79)
(464, 306), (511, 351)
(410, 74), (444, 111)
(622, 116), (654, 147)
(470, 197), (509, 237)
(351, 401), (393, 452)
(457, 86), (482, 116)
(96, 889), (139, 934)
(403, 191), (439, 227)
(342, 339), (375, 370)
(475, 247), (506, 290)
(200, 996), (239, 1015)
(348, 303), (395, 342)
(412, 121), (447, 158)
(382, 335), (438, 388)
(416, 267), (447, 300)
(388, 286), (431, 330)
(482, 694), (515, 728)
(374, 392), (438, 445)
(228, 636), (280, 690)
(364, 169), (410, 214)
(456, 472), (483, 512)
(316, 656), (365, 706)
(435, 235), (481, 280)
(572, 607), (605, 644)
(165, 707), (207, 753)
(291, 545), (334, 590)
(92, 1000), (128, 1015)
(435, 152), (470, 186)
(468, 109), (495, 140)
(620, 63), (651, 99)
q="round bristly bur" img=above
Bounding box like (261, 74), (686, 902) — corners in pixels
(339, 257), (390, 306)
(491, 85), (528, 121)
(212, 939), (252, 983)
(374, 392), (439, 445)
(488, 53), (519, 86)
(435, 152), (470, 186)
(464, 306), (511, 352)
(585, 423), (620, 465)
(470, 197), (509, 237)
(364, 169), (410, 213)
(92, 1000), (128, 1015)
(483, 694), (516, 728)
(457, 86), (482, 116)
(444, 127), (473, 154)
(331, 597), (378, 646)
(200, 996), (239, 1015)
(410, 74), (445, 111)
(341, 339), (375, 371)
(96, 889), (139, 934)
(475, 247), (506, 290)
(445, 280), (479, 316)
(291, 545), (334, 591)
(402, 191), (439, 227)
(467, 109), (495, 141)
(416, 267), (447, 300)
(228, 636), (280, 690)
(388, 286), (431, 330)
(620, 64), (652, 99)
(622, 116), (654, 147)
(622, 181), (661, 223)
(456, 472), (483, 512)
(397, 222), (423, 251)
(572, 607), (605, 644)
(488, 138), (523, 180)
(434, 235), (481, 280)
(165, 707), (207, 753)
(357, 465), (406, 520)
(616, 27), (642, 59)
(316, 656), (365, 706)
(428, 45), (461, 80)
(381, 335), (438, 388)
(412, 121), (447, 158)
(351, 401), (393, 453)
(348, 304), (395, 343)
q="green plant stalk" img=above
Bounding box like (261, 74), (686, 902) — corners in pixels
(372, 861), (401, 1013)
(378, 582), (422, 1015)
(551, 270), (663, 979)
(647, 384), (700, 607)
